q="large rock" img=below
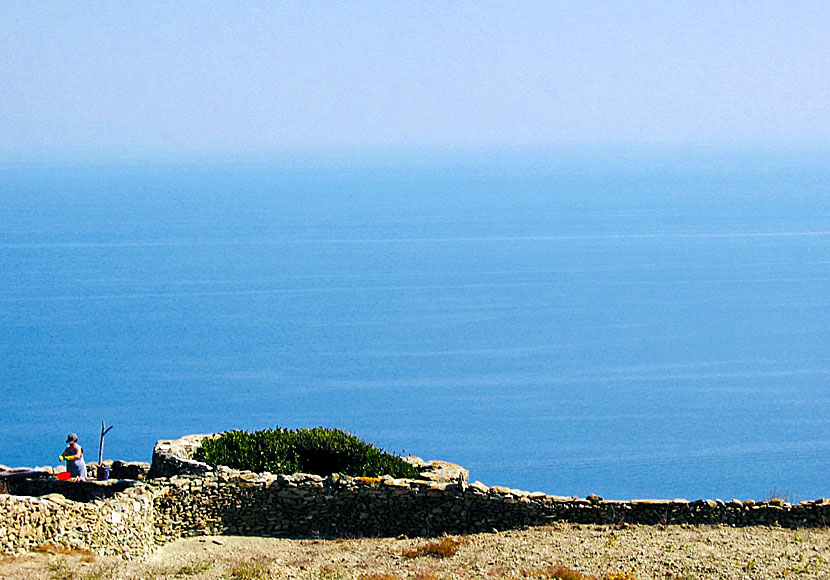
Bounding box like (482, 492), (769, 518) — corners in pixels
(149, 434), (216, 478)
(404, 456), (469, 485)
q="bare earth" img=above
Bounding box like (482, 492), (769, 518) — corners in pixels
(2, 525), (829, 580)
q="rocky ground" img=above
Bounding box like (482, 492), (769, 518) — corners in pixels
(1, 524), (828, 580)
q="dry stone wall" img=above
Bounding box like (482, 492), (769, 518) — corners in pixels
(152, 471), (830, 544)
(0, 485), (156, 559)
(2, 433), (830, 560)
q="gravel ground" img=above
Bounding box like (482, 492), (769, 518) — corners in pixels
(1, 524), (828, 580)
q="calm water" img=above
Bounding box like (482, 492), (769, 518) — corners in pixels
(1, 152), (828, 501)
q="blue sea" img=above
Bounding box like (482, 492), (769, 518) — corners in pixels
(1, 149), (828, 502)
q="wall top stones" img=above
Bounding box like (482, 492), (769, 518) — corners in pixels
(148, 433), (470, 485)
(149, 433), (216, 478)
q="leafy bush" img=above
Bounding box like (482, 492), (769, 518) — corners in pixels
(196, 427), (420, 479)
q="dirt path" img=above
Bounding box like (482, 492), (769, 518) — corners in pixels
(2, 524), (828, 579)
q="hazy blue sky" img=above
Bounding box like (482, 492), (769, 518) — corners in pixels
(2, 2), (828, 160)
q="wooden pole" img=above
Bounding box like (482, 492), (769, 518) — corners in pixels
(98, 421), (114, 464)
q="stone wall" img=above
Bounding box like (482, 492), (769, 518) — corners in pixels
(3, 434), (830, 560)
(6, 477), (142, 503)
(149, 434), (216, 478)
(152, 471), (830, 544)
(0, 485), (157, 559)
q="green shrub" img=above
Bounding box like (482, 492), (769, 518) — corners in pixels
(196, 427), (421, 479)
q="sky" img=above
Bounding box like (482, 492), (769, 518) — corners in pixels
(1, 1), (828, 160)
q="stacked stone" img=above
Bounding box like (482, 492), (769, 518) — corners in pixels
(147, 434), (830, 538)
(3, 433), (830, 561)
(149, 434), (216, 478)
(7, 477), (140, 503)
(150, 470), (830, 543)
(109, 461), (151, 481)
(0, 494), (62, 553)
(152, 470), (491, 540)
(86, 485), (158, 558)
(538, 497), (830, 527)
(0, 486), (157, 559)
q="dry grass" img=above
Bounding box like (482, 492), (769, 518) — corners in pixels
(2, 525), (830, 580)
(169, 559), (214, 576)
(522, 566), (596, 580)
(79, 562), (118, 580)
(225, 555), (275, 580)
(521, 567), (640, 580)
(45, 560), (74, 580)
(319, 564), (343, 578)
(402, 537), (463, 559)
(33, 543), (95, 559)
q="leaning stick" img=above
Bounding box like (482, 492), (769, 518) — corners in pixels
(98, 421), (114, 464)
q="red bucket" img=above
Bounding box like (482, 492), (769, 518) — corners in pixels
(56, 472), (71, 481)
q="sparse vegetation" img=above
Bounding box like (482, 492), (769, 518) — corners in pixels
(319, 564), (346, 579)
(522, 566), (591, 579)
(196, 427), (421, 479)
(3, 526), (829, 580)
(169, 559), (214, 576)
(226, 557), (272, 579)
(34, 543), (96, 558)
(402, 537), (463, 558)
(521, 568), (639, 580)
(79, 562), (117, 580)
(46, 560), (74, 580)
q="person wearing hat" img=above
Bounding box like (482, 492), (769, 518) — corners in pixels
(59, 433), (87, 481)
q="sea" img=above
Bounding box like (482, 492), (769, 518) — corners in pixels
(1, 149), (828, 502)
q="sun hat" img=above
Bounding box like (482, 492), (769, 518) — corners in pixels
(66, 433), (78, 443)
